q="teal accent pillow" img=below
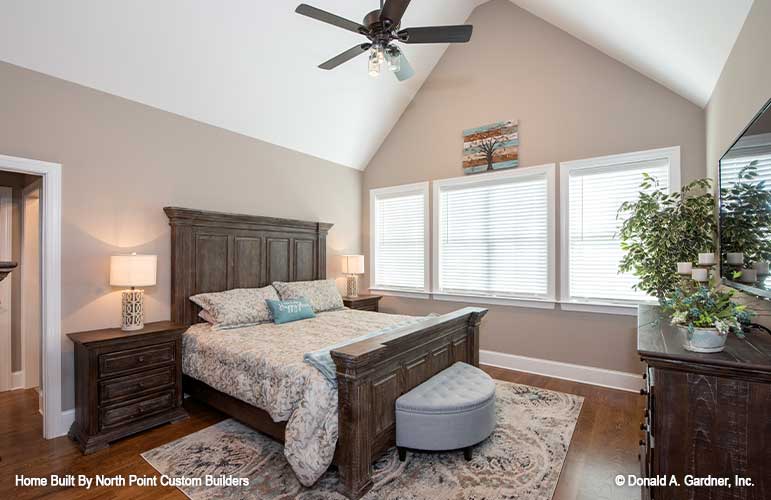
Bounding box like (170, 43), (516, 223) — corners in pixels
(266, 298), (316, 324)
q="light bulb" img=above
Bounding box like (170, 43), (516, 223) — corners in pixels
(368, 48), (381, 77)
(377, 45), (385, 63)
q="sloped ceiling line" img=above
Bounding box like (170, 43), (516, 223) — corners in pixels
(0, 0), (752, 170)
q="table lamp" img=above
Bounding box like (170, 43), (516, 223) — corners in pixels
(110, 253), (157, 331)
(341, 255), (364, 297)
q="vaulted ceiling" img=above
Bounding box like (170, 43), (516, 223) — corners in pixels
(0, 0), (753, 170)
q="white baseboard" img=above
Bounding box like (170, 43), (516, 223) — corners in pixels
(480, 349), (643, 393)
(56, 409), (75, 438)
(11, 370), (24, 390)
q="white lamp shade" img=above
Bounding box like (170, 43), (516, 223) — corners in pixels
(110, 254), (157, 287)
(341, 255), (365, 275)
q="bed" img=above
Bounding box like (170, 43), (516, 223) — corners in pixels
(164, 207), (487, 499)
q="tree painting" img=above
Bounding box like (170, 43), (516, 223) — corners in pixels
(462, 121), (519, 175)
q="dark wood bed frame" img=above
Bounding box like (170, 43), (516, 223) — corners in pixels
(165, 207), (487, 499)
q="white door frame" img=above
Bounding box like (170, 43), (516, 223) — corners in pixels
(0, 186), (12, 392)
(0, 154), (62, 439)
(21, 180), (42, 392)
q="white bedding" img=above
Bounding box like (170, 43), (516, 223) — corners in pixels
(181, 308), (414, 486)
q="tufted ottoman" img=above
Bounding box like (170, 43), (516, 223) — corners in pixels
(395, 361), (496, 461)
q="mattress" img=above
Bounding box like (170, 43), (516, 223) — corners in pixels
(182, 308), (414, 486)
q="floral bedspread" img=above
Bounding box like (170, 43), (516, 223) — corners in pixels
(182, 308), (414, 486)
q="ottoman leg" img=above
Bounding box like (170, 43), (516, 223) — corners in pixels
(463, 447), (472, 461)
(398, 447), (407, 462)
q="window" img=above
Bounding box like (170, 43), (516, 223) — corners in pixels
(561, 147), (680, 314)
(433, 166), (556, 307)
(369, 182), (429, 295)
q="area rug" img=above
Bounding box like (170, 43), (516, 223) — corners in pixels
(141, 380), (583, 500)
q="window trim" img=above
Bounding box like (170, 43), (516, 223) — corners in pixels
(559, 146), (681, 314)
(432, 165), (557, 305)
(369, 181), (430, 296)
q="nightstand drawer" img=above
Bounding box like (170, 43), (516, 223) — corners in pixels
(99, 342), (175, 377)
(99, 366), (175, 405)
(355, 303), (378, 312)
(99, 390), (175, 430)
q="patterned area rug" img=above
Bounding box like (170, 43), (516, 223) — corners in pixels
(142, 380), (583, 500)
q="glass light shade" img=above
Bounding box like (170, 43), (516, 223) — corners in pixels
(341, 255), (365, 275)
(110, 253), (157, 287)
(368, 49), (381, 77)
(387, 49), (401, 72)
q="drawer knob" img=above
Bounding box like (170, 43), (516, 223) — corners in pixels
(138, 356), (145, 363)
(138, 382), (146, 389)
(640, 423), (647, 431)
(639, 439), (645, 446)
(640, 389), (648, 396)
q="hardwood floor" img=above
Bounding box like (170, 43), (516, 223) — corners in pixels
(0, 367), (644, 500)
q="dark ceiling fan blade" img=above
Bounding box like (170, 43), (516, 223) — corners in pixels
(295, 4), (366, 35)
(319, 43), (372, 70)
(398, 25), (473, 44)
(380, 0), (411, 26)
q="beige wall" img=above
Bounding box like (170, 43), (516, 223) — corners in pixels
(362, 0), (706, 374)
(0, 61), (362, 409)
(706, 0), (771, 178)
(706, 0), (771, 321)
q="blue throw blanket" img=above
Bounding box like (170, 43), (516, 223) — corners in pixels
(304, 314), (438, 384)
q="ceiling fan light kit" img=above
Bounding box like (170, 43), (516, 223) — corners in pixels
(295, 0), (473, 81)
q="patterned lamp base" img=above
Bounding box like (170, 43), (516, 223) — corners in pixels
(346, 275), (359, 298)
(121, 288), (145, 331)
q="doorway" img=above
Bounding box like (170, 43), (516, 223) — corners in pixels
(0, 173), (42, 399)
(0, 154), (62, 439)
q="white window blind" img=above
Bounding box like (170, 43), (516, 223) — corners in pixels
(435, 168), (554, 301)
(721, 151), (771, 190)
(565, 156), (672, 304)
(371, 183), (428, 292)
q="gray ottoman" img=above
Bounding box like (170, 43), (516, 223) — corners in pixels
(395, 362), (496, 461)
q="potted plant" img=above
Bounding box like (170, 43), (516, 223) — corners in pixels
(618, 175), (716, 300)
(661, 283), (753, 353)
(720, 162), (771, 274)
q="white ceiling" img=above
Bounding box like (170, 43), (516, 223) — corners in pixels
(511, 0), (754, 108)
(0, 1), (754, 170)
(0, 0), (485, 170)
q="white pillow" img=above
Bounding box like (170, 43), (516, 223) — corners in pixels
(272, 280), (343, 313)
(190, 286), (279, 330)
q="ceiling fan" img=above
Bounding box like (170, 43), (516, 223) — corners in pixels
(295, 0), (473, 81)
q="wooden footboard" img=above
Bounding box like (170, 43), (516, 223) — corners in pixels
(331, 307), (487, 499)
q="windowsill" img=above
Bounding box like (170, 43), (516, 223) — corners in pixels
(369, 288), (431, 299)
(559, 300), (650, 316)
(431, 292), (556, 310)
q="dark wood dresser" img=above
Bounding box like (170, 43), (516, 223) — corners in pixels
(68, 321), (188, 454)
(342, 294), (382, 312)
(637, 305), (771, 500)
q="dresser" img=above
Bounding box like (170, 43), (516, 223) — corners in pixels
(342, 294), (382, 312)
(637, 305), (771, 500)
(68, 321), (188, 454)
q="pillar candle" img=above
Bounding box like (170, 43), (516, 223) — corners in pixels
(677, 262), (693, 275)
(691, 268), (709, 282)
(753, 261), (769, 275)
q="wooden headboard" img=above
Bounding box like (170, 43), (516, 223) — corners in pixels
(164, 207), (333, 326)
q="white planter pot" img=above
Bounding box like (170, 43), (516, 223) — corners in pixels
(677, 325), (727, 353)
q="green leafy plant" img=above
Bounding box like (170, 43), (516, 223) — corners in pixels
(661, 283), (753, 335)
(720, 162), (771, 265)
(617, 175), (716, 300)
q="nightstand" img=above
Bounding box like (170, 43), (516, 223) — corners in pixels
(67, 321), (188, 454)
(342, 294), (383, 312)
